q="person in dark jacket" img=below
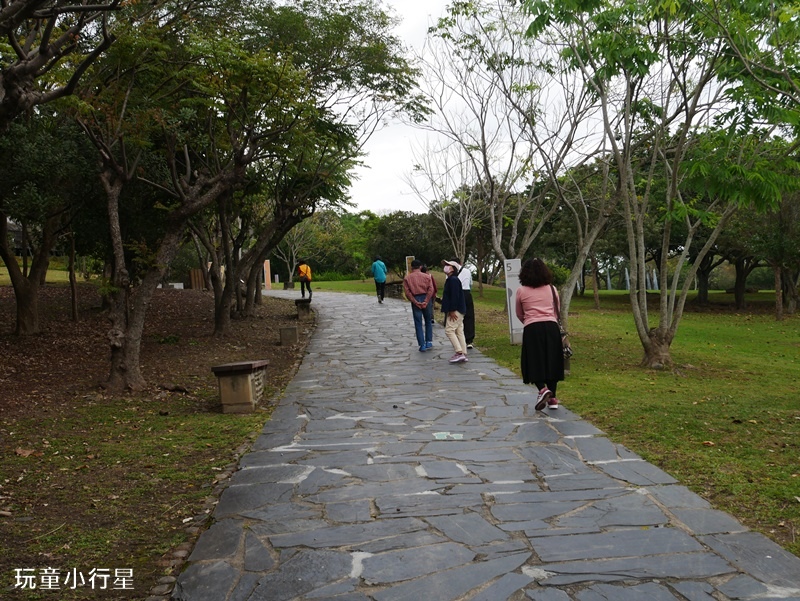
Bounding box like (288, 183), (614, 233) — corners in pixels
(441, 260), (467, 363)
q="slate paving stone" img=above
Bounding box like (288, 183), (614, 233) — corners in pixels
(303, 580), (362, 599)
(468, 464), (537, 482)
(670, 580), (718, 601)
(571, 436), (622, 461)
(244, 532), (275, 572)
(484, 405), (526, 418)
(518, 445), (592, 476)
(268, 517), (427, 549)
(672, 507), (748, 535)
(488, 488), (629, 504)
(554, 493), (669, 529)
(426, 513), (510, 546)
(295, 466), (353, 495)
(247, 549), (353, 601)
(375, 491), (484, 517)
(172, 560), (239, 600)
(645, 484), (713, 509)
(533, 527), (705, 562)
(471, 539), (531, 558)
(467, 572), (534, 600)
(418, 460), (469, 479)
(308, 480), (446, 504)
(173, 291), (800, 601)
(512, 422), (562, 443)
(238, 449), (309, 468)
(245, 517), (330, 535)
(538, 552), (734, 585)
(576, 582), (681, 600)
(370, 553), (530, 601)
(700, 532), (800, 589)
(237, 502), (320, 524)
(353, 531), (449, 554)
(187, 519), (243, 562)
(228, 572), (261, 601)
(549, 420), (605, 437)
(326, 500), (373, 523)
(345, 464), (422, 481)
(360, 542), (476, 584)
(526, 588), (573, 601)
(544, 471), (622, 491)
(249, 431), (296, 451)
(228, 464), (313, 486)
(593, 458), (678, 486)
(215, 482), (294, 518)
(715, 573), (800, 600)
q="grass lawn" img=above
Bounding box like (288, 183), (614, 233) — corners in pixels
(316, 279), (800, 557)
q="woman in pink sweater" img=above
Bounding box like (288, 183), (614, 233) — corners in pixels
(514, 258), (564, 411)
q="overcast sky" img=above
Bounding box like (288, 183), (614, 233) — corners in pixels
(348, 0), (451, 215)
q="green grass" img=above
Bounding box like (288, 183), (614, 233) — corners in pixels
(0, 261), (71, 285)
(1, 394), (267, 599)
(316, 278), (800, 556)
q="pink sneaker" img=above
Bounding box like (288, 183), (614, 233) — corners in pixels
(535, 388), (552, 411)
(547, 398), (559, 410)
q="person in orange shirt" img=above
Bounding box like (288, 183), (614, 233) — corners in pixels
(297, 259), (312, 299)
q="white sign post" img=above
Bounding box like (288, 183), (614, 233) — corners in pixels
(504, 259), (523, 345)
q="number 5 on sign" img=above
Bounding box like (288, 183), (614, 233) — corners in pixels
(504, 259), (523, 345)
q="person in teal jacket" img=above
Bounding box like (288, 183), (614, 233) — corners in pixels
(371, 256), (388, 303)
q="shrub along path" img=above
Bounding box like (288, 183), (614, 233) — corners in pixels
(174, 290), (800, 601)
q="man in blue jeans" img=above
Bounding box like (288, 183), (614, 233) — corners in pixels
(402, 259), (435, 352)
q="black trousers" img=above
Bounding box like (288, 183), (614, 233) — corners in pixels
(375, 280), (385, 300)
(463, 290), (475, 343)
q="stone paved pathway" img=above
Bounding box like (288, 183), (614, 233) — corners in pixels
(173, 291), (800, 601)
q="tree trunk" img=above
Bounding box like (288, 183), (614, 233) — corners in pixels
(214, 281), (234, 336)
(774, 265), (784, 321)
(591, 254), (601, 310)
(641, 328), (673, 369)
(243, 259), (262, 317)
(696, 269), (710, 305)
(69, 232), (78, 322)
(13, 279), (40, 335)
(105, 234), (183, 391)
(781, 267), (797, 315)
(733, 257), (758, 309)
(0, 209), (62, 334)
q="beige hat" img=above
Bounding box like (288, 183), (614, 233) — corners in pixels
(442, 260), (460, 270)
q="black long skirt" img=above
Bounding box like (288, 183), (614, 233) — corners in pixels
(521, 321), (564, 385)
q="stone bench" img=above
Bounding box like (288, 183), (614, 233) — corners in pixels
(211, 360), (269, 414)
(295, 298), (312, 320)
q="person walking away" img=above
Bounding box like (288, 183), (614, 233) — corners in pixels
(403, 260), (435, 352)
(514, 258), (564, 410)
(371, 256), (388, 303)
(453, 257), (475, 348)
(297, 259), (312, 300)
(441, 260), (468, 363)
(420, 265), (437, 326)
